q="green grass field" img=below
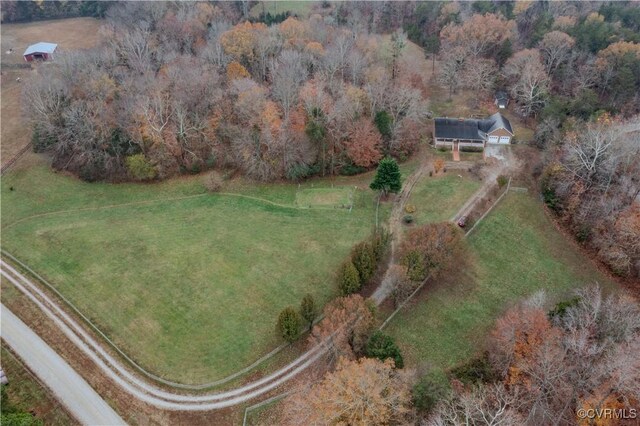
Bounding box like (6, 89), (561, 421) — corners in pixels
(295, 187), (353, 208)
(405, 173), (481, 225)
(249, 1), (317, 18)
(385, 192), (617, 377)
(1, 161), (386, 383)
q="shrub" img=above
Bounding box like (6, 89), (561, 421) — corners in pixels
(402, 250), (427, 281)
(390, 265), (417, 308)
(548, 297), (581, 321)
(370, 229), (391, 262)
(365, 331), (404, 368)
(189, 162), (201, 174)
(434, 158), (445, 173)
(413, 372), (449, 414)
(300, 294), (317, 329)
(496, 175), (508, 188)
(277, 307), (301, 343)
(374, 110), (393, 139)
(338, 260), (361, 295)
(125, 154), (156, 181)
(287, 163), (319, 180)
(340, 163), (368, 176)
(203, 172), (223, 192)
(351, 242), (376, 283)
(460, 145), (484, 152)
(403, 215), (414, 224)
(450, 353), (497, 385)
(404, 204), (416, 214)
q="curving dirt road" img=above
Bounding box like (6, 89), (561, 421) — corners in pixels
(1, 261), (330, 410)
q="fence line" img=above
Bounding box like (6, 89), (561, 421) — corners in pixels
(242, 391), (292, 426)
(1, 143), (31, 175)
(465, 177), (511, 237)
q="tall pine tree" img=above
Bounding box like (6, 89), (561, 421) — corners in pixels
(370, 157), (401, 196)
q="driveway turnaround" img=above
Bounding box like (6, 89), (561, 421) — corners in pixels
(1, 304), (126, 425)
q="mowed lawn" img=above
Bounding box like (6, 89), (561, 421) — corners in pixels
(406, 173), (481, 224)
(385, 192), (617, 376)
(1, 163), (380, 383)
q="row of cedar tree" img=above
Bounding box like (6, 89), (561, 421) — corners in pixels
(25, 2), (428, 182)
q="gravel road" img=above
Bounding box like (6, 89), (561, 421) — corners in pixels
(1, 305), (126, 425)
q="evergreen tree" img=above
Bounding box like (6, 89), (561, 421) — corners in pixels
(277, 307), (301, 343)
(370, 157), (402, 196)
(351, 242), (376, 284)
(300, 294), (317, 329)
(374, 111), (393, 139)
(338, 260), (361, 295)
(365, 331), (404, 368)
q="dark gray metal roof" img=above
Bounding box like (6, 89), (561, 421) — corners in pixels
(495, 91), (508, 101)
(434, 113), (512, 140)
(434, 118), (484, 140)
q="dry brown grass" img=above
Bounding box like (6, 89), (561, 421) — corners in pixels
(1, 18), (102, 165)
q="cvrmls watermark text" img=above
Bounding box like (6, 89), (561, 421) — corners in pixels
(577, 408), (637, 420)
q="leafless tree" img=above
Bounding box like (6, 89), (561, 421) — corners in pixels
(272, 50), (307, 120)
(503, 49), (550, 117)
(538, 31), (576, 75)
(438, 47), (466, 99)
(427, 384), (524, 426)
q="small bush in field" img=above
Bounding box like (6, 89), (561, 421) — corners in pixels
(403, 215), (414, 224)
(405, 204), (416, 214)
(497, 175), (508, 188)
(204, 172), (223, 192)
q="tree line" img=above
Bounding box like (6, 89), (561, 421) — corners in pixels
(25, 2), (429, 182)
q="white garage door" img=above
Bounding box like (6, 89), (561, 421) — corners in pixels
(488, 136), (499, 144)
(499, 136), (510, 144)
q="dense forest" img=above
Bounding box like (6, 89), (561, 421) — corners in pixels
(25, 1), (429, 182)
(1, 0), (111, 22)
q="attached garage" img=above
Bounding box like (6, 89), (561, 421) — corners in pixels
(499, 136), (511, 144)
(488, 135), (499, 144)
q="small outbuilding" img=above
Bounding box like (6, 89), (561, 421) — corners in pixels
(23, 42), (57, 62)
(495, 91), (509, 109)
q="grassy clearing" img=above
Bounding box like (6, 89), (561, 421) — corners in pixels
(1, 346), (77, 425)
(249, 1), (317, 18)
(386, 192), (617, 377)
(404, 173), (481, 225)
(295, 187), (353, 208)
(1, 18), (101, 163)
(1, 158), (389, 383)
